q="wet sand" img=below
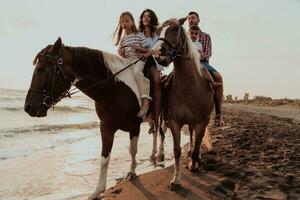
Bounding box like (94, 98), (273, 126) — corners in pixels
(102, 103), (300, 200)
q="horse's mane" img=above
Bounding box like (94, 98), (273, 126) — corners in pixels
(33, 45), (112, 78)
(184, 29), (204, 77)
(33, 45), (52, 65)
(159, 19), (204, 78)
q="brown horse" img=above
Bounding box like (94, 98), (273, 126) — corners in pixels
(24, 38), (164, 200)
(153, 19), (214, 190)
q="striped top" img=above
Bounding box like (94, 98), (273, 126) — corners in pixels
(120, 32), (149, 59)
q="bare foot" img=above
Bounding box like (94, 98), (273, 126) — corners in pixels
(137, 99), (150, 119)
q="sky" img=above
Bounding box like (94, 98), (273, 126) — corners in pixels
(0, 0), (299, 99)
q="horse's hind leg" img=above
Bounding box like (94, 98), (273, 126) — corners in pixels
(89, 123), (116, 200)
(150, 130), (158, 161)
(125, 127), (140, 180)
(188, 120), (209, 172)
(169, 120), (183, 191)
(188, 125), (194, 156)
(152, 118), (165, 163)
(157, 131), (165, 163)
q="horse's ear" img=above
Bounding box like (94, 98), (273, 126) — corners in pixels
(178, 17), (187, 25)
(53, 37), (62, 54)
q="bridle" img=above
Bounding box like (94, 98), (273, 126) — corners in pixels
(28, 53), (142, 109)
(28, 54), (72, 108)
(157, 25), (186, 61)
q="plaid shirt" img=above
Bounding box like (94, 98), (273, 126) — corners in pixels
(198, 31), (212, 63)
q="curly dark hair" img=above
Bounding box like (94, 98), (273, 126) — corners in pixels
(138, 9), (159, 36)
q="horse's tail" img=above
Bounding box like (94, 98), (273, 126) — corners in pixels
(202, 127), (213, 151)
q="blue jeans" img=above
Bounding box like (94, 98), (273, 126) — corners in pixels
(201, 62), (218, 80)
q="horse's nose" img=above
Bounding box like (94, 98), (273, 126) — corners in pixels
(24, 104), (32, 113)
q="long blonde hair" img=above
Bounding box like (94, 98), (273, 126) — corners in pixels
(113, 11), (138, 46)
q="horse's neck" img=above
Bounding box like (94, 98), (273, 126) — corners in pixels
(172, 39), (208, 89)
(173, 59), (206, 87)
(69, 47), (111, 102)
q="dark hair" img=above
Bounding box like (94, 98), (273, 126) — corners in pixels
(138, 9), (159, 36)
(113, 11), (138, 46)
(189, 25), (200, 31)
(188, 11), (199, 19)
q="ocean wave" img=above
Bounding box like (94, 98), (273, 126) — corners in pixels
(1, 105), (93, 113)
(3, 122), (99, 135)
(0, 96), (25, 101)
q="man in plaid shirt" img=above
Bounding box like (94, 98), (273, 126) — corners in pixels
(187, 11), (224, 126)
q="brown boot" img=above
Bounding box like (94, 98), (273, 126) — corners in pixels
(137, 98), (150, 119)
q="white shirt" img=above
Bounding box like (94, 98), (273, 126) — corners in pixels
(192, 41), (203, 51)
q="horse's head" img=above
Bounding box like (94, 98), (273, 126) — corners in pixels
(24, 37), (74, 117)
(153, 18), (187, 66)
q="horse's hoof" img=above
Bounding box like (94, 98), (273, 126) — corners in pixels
(125, 172), (137, 180)
(188, 161), (199, 172)
(215, 115), (225, 127)
(150, 154), (156, 162)
(156, 153), (165, 163)
(88, 192), (103, 200)
(169, 182), (183, 191)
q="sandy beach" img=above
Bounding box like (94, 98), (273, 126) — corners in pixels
(1, 93), (299, 200)
(101, 102), (300, 200)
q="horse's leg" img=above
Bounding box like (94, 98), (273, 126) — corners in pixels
(89, 123), (116, 200)
(188, 120), (209, 172)
(156, 131), (165, 162)
(151, 68), (162, 133)
(125, 127), (140, 180)
(169, 119), (183, 191)
(155, 117), (166, 163)
(188, 125), (194, 156)
(150, 129), (158, 161)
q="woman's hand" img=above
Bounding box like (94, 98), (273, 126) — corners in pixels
(139, 52), (151, 60)
(150, 49), (160, 58)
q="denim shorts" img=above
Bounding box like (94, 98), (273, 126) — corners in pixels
(202, 62), (218, 74)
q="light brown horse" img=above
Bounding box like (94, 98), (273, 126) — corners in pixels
(24, 38), (164, 200)
(153, 19), (214, 190)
